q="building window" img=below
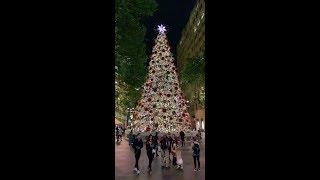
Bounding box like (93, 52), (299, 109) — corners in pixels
(197, 20), (200, 27)
(194, 27), (197, 32)
(201, 12), (204, 19)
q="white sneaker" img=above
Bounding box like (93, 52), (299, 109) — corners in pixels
(194, 169), (197, 171)
(133, 168), (137, 172)
(136, 170), (140, 174)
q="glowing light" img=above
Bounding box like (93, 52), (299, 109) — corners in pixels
(157, 24), (167, 33)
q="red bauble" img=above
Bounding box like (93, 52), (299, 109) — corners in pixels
(167, 94), (171, 97)
(162, 108), (166, 112)
(152, 70), (155, 73)
(145, 108), (148, 111)
(182, 113), (186, 117)
(147, 98), (151, 102)
(179, 119), (183, 122)
(175, 87), (178, 90)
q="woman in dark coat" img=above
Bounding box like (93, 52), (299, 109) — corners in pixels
(152, 132), (159, 156)
(133, 136), (143, 174)
(146, 135), (155, 174)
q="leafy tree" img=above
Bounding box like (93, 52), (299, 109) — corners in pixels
(180, 56), (205, 113)
(115, 0), (157, 117)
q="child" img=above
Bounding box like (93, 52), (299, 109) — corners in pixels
(171, 142), (177, 167)
(176, 146), (183, 170)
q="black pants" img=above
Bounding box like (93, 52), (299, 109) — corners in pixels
(147, 153), (154, 170)
(181, 139), (185, 146)
(193, 155), (200, 169)
(135, 150), (141, 170)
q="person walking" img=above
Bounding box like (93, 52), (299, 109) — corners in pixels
(152, 132), (159, 157)
(118, 128), (123, 142)
(128, 130), (135, 147)
(176, 145), (184, 170)
(133, 135), (143, 174)
(167, 135), (173, 161)
(160, 135), (170, 168)
(171, 142), (177, 167)
(146, 136), (155, 174)
(180, 130), (185, 147)
(192, 139), (201, 171)
(116, 126), (120, 142)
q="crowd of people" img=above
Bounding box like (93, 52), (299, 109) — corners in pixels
(115, 125), (126, 142)
(123, 129), (202, 175)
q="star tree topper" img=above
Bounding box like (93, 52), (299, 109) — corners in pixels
(157, 24), (167, 33)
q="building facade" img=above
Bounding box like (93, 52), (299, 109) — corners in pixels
(177, 0), (205, 130)
(177, 0), (205, 72)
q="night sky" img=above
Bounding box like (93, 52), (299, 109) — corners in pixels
(145, 0), (196, 65)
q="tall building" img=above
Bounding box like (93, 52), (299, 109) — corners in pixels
(177, 0), (205, 72)
(177, 0), (205, 130)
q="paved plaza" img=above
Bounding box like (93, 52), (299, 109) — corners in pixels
(115, 137), (205, 180)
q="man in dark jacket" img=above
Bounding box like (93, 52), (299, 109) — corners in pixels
(133, 136), (143, 174)
(180, 130), (185, 147)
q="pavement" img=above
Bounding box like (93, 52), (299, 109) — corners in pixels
(115, 137), (205, 180)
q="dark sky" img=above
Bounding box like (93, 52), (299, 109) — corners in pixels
(145, 0), (196, 64)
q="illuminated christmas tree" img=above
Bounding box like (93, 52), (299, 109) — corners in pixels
(132, 25), (192, 133)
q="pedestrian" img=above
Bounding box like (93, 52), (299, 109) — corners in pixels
(167, 134), (173, 161)
(160, 135), (170, 168)
(116, 126), (120, 142)
(176, 145), (184, 170)
(146, 135), (155, 174)
(192, 139), (201, 171)
(180, 130), (185, 147)
(152, 132), (159, 156)
(128, 130), (134, 146)
(133, 135), (143, 174)
(118, 128), (123, 142)
(171, 142), (177, 167)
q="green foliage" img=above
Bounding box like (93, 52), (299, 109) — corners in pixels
(181, 56), (205, 88)
(180, 56), (205, 109)
(115, 0), (158, 116)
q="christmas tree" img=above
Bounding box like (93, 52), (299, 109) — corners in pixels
(132, 25), (192, 134)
